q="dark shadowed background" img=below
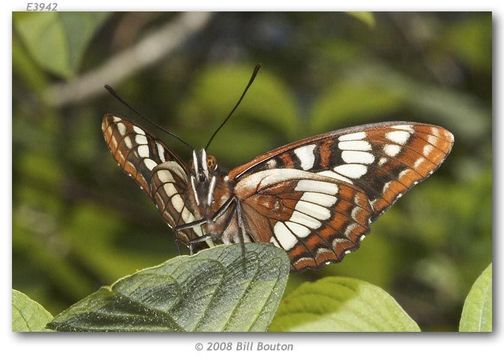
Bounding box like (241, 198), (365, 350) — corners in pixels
(12, 12), (492, 331)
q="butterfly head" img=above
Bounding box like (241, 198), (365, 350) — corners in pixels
(189, 149), (222, 208)
(191, 149), (218, 182)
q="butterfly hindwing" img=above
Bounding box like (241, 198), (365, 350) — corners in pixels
(150, 162), (206, 243)
(235, 170), (373, 270)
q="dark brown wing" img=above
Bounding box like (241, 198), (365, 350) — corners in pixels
(230, 122), (454, 270)
(235, 170), (373, 271)
(102, 114), (187, 196)
(230, 121), (454, 219)
(102, 114), (203, 244)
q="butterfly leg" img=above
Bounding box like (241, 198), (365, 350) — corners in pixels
(173, 197), (242, 257)
(234, 201), (249, 273)
(187, 234), (218, 255)
(235, 202), (247, 256)
(174, 197), (237, 231)
(174, 237), (183, 255)
(187, 201), (238, 244)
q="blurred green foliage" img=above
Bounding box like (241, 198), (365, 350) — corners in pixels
(12, 12), (491, 331)
(14, 12), (110, 78)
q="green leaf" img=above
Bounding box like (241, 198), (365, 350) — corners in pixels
(459, 264), (492, 332)
(47, 243), (290, 332)
(347, 12), (376, 28)
(14, 12), (109, 78)
(12, 289), (53, 332)
(269, 276), (420, 332)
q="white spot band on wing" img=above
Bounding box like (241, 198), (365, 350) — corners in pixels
(137, 145), (149, 158)
(290, 210), (322, 229)
(294, 144), (316, 170)
(295, 200), (331, 220)
(295, 180), (339, 195)
(144, 159), (157, 170)
(124, 137), (133, 149)
(135, 134), (148, 145)
(156, 143), (166, 162)
(163, 183), (178, 197)
(171, 194), (184, 212)
(300, 192), (337, 207)
(157, 169), (175, 183)
(385, 130), (411, 145)
(334, 164), (368, 179)
(273, 222), (298, 250)
(341, 150), (375, 164)
(338, 140), (372, 151)
(133, 126), (145, 135)
(383, 144), (401, 157)
(285, 221), (311, 238)
(338, 132), (366, 141)
(116, 122), (126, 136)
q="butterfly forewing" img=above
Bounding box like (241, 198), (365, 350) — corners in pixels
(102, 114), (186, 196)
(102, 114), (202, 243)
(230, 122), (454, 220)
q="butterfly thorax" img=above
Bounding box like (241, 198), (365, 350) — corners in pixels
(187, 149), (232, 220)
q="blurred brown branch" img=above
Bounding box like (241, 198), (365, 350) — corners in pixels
(44, 12), (213, 107)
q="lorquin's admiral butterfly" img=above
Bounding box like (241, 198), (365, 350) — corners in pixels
(102, 69), (454, 271)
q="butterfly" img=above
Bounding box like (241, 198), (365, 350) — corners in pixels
(102, 111), (454, 271)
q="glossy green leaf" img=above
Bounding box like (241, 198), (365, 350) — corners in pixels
(269, 276), (420, 332)
(459, 264), (492, 332)
(12, 289), (53, 332)
(48, 243), (290, 332)
(14, 12), (109, 78)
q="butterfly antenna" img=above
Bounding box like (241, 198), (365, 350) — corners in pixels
(205, 64), (262, 150)
(104, 85), (193, 149)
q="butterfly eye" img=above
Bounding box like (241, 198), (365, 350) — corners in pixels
(207, 155), (218, 171)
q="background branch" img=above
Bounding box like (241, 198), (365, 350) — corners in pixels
(44, 12), (213, 107)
